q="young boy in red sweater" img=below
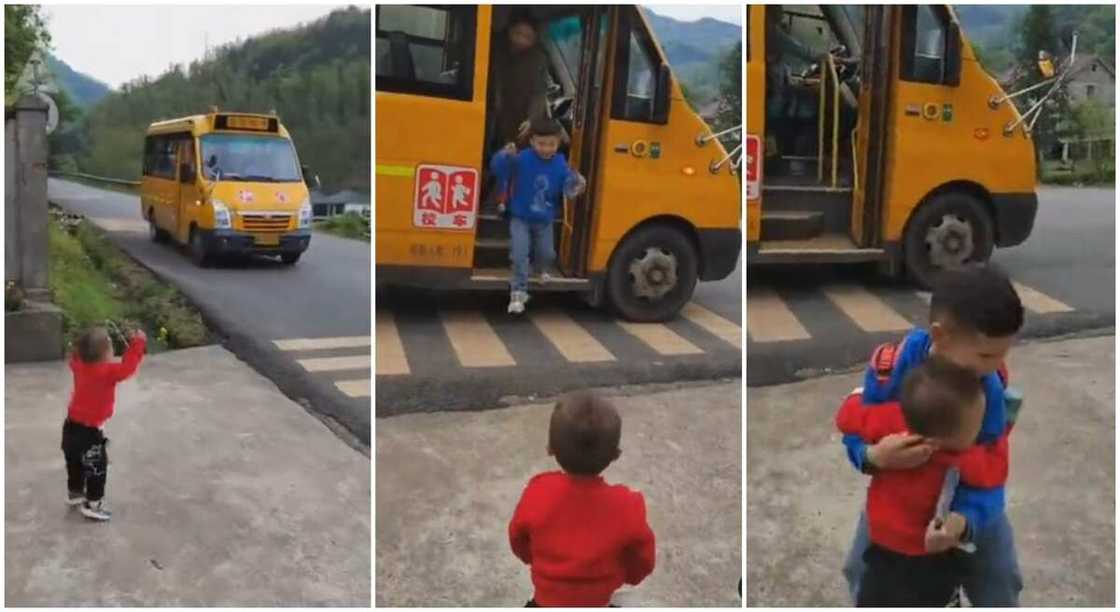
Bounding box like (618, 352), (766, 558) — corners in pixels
(64, 326), (147, 521)
(836, 356), (1010, 606)
(509, 391), (656, 607)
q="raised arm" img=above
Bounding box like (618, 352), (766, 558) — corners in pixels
(508, 487), (533, 565)
(108, 335), (147, 383)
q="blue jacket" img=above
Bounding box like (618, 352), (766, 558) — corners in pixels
(843, 328), (1008, 535)
(489, 148), (575, 225)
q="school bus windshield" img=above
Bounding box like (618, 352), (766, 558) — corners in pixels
(201, 134), (302, 183)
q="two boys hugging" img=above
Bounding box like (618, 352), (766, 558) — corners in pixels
(837, 264), (1026, 606)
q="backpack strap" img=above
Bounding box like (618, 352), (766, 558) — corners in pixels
(869, 341), (901, 384)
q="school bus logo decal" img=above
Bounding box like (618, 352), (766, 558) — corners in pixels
(413, 164), (478, 230)
(745, 135), (760, 200)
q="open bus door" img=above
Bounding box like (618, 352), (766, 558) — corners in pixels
(851, 5), (891, 248)
(558, 6), (611, 278)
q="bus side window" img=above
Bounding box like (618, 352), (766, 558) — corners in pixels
(144, 135), (177, 180)
(901, 5), (949, 85)
(611, 12), (658, 123)
(375, 5), (476, 101)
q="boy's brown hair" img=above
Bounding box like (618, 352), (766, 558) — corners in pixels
(75, 327), (112, 364)
(900, 355), (984, 439)
(549, 391), (621, 475)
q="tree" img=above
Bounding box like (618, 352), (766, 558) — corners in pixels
(5, 5), (51, 97)
(1070, 97), (1114, 182)
(713, 41), (741, 178)
(1012, 5), (1069, 179)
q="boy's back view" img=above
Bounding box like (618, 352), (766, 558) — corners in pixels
(509, 391), (655, 606)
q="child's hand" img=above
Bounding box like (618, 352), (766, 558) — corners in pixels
(924, 512), (966, 553)
(503, 142), (517, 156)
(564, 173), (587, 198)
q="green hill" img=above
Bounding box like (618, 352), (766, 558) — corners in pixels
(643, 11), (741, 108)
(57, 7), (371, 192)
(46, 53), (110, 108)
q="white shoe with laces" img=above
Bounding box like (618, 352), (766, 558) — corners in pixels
(80, 500), (111, 521)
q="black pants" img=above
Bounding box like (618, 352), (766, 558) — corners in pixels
(61, 420), (108, 502)
(857, 544), (966, 607)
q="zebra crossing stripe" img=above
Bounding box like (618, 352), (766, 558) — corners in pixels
(375, 312), (410, 376)
(615, 321), (703, 356)
(746, 287), (810, 342)
(296, 355), (370, 372)
(822, 284), (912, 332)
(335, 380), (371, 398)
(274, 336), (370, 351)
(681, 302), (742, 349)
(529, 310), (616, 363)
(441, 311), (516, 368)
(1013, 282), (1074, 314)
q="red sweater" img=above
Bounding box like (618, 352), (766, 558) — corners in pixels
(67, 337), (146, 428)
(509, 471), (656, 607)
(836, 393), (1010, 555)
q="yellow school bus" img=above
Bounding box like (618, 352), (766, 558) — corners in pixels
(141, 111), (315, 266)
(747, 5), (1037, 287)
(375, 5), (740, 321)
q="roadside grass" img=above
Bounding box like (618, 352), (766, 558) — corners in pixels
(1041, 159), (1115, 186)
(314, 213), (370, 242)
(47, 208), (211, 353)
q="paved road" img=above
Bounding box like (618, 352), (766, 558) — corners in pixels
(48, 179), (371, 444)
(746, 187), (1115, 386)
(375, 258), (742, 416)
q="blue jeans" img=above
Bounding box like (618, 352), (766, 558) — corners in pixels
(509, 217), (554, 292)
(842, 510), (1023, 606)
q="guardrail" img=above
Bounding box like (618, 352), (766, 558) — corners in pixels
(51, 171), (141, 189)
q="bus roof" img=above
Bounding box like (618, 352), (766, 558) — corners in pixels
(146, 112), (290, 138)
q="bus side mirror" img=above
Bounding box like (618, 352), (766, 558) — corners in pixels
(653, 62), (671, 124)
(944, 21), (962, 86)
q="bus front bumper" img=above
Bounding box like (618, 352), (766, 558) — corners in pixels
(697, 228), (741, 281)
(200, 228), (311, 256)
(992, 192), (1038, 248)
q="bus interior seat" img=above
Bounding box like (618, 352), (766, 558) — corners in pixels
(387, 31), (416, 82)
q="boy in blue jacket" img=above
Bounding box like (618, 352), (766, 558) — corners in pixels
(841, 263), (1025, 606)
(490, 117), (586, 314)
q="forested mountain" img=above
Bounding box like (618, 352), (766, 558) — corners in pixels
(46, 53), (110, 108)
(644, 11), (741, 107)
(54, 7), (371, 192)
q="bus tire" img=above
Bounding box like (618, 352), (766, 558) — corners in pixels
(189, 227), (211, 268)
(903, 191), (993, 290)
(606, 224), (698, 322)
(280, 252), (302, 265)
(147, 210), (168, 243)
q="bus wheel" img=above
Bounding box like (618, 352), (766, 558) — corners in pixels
(147, 211), (168, 243)
(606, 225), (698, 322)
(189, 227), (211, 268)
(903, 192), (993, 289)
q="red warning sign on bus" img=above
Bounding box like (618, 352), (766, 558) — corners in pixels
(413, 164), (479, 230)
(745, 134), (760, 200)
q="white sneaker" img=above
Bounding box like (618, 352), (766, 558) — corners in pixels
(80, 500), (111, 521)
(539, 271), (552, 283)
(508, 293), (525, 315)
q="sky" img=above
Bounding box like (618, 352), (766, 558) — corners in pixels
(41, 4), (739, 90)
(43, 5), (347, 89)
(645, 5), (742, 27)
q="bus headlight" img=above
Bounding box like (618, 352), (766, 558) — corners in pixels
(298, 199), (312, 229)
(211, 200), (232, 229)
